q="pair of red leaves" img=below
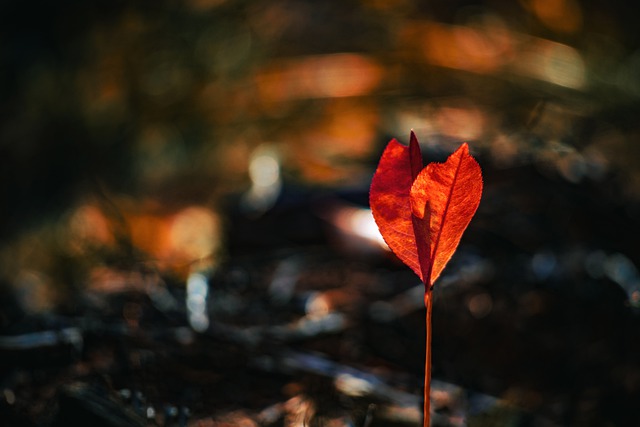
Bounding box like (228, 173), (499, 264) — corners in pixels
(370, 131), (483, 287)
(370, 131), (482, 426)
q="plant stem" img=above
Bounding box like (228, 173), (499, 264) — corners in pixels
(423, 286), (433, 427)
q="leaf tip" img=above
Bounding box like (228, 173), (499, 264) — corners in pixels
(408, 131), (423, 179)
(409, 131), (419, 150)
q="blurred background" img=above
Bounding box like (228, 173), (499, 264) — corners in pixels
(2, 0), (640, 426)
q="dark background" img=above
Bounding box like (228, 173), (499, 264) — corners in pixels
(2, 1), (640, 426)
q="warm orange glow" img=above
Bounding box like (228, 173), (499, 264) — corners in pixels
(127, 212), (172, 264)
(291, 100), (380, 183)
(404, 21), (515, 74)
(68, 201), (220, 278)
(126, 205), (220, 275)
(306, 101), (379, 159)
(168, 206), (220, 263)
(529, 0), (583, 34)
(68, 204), (116, 250)
(255, 53), (383, 103)
(401, 19), (586, 90)
(434, 103), (486, 142)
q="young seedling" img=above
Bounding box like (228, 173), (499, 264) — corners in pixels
(370, 131), (482, 426)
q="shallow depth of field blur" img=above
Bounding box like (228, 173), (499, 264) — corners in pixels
(2, 1), (640, 426)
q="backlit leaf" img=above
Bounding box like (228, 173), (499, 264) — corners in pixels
(410, 142), (482, 285)
(370, 131), (429, 282)
(370, 133), (482, 286)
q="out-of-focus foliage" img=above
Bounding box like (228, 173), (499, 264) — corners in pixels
(2, 0), (640, 310)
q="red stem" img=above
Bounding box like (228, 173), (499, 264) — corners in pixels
(424, 287), (433, 427)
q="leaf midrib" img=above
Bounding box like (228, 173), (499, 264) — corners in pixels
(426, 152), (464, 285)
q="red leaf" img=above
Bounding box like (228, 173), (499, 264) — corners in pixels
(370, 131), (429, 282)
(370, 133), (482, 286)
(411, 142), (483, 285)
